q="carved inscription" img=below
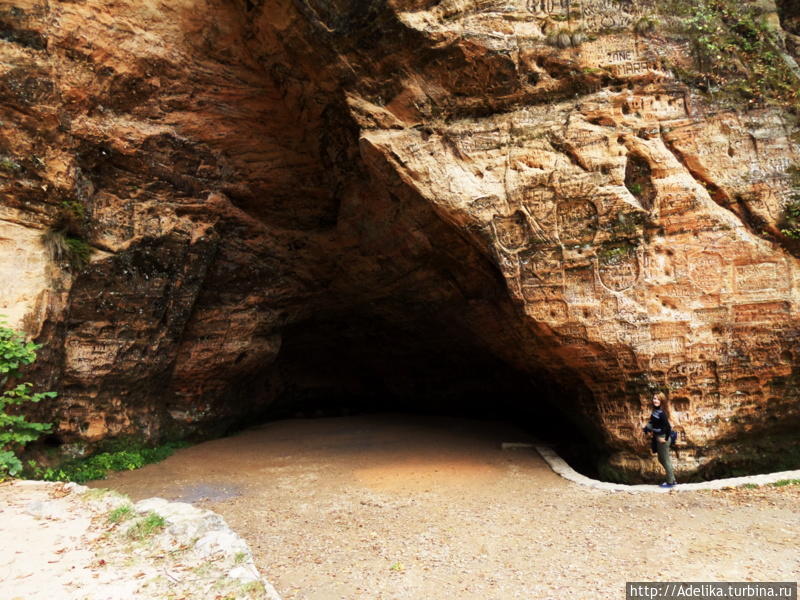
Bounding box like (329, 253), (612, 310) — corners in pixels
(668, 361), (718, 394)
(454, 130), (503, 153)
(495, 250), (519, 278)
(492, 211), (532, 253)
(519, 247), (563, 284)
(670, 361), (716, 378)
(671, 397), (690, 412)
(694, 307), (729, 324)
(598, 244), (639, 291)
(555, 322), (588, 345)
(557, 200), (598, 245)
(526, 0), (569, 15)
(650, 322), (689, 340)
(564, 266), (596, 303)
(525, 300), (569, 322)
(650, 354), (672, 370)
(733, 301), (790, 323)
(688, 252), (725, 293)
(735, 262), (781, 292)
(470, 195), (499, 211)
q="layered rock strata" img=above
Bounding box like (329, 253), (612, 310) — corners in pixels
(2, 0), (800, 480)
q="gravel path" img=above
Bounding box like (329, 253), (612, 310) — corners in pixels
(97, 415), (800, 600)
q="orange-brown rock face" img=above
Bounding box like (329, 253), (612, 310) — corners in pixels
(2, 0), (799, 480)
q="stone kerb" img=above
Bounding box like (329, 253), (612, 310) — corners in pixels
(534, 444), (800, 493)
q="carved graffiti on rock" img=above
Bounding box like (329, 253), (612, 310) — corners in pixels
(519, 246), (563, 285)
(688, 252), (725, 293)
(556, 200), (599, 245)
(492, 211), (532, 253)
(735, 262), (782, 292)
(525, 299), (569, 322)
(555, 322), (588, 345)
(564, 266), (596, 303)
(668, 361), (719, 395)
(733, 301), (791, 323)
(598, 243), (639, 291)
(454, 129), (503, 154)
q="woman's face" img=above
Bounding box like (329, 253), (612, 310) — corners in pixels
(652, 398), (661, 408)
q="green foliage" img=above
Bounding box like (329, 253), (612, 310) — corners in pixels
(598, 242), (636, 265)
(127, 512), (165, 540)
(0, 156), (21, 172)
(634, 15), (659, 35)
(107, 504), (134, 524)
(41, 228), (93, 270)
(0, 322), (54, 479)
(664, 0), (800, 109)
(65, 237), (92, 266)
(60, 198), (85, 218)
(780, 197), (800, 238)
(28, 440), (188, 483)
(627, 182), (643, 197)
(780, 165), (800, 239)
(771, 478), (800, 487)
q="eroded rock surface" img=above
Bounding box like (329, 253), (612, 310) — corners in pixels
(2, 0), (800, 480)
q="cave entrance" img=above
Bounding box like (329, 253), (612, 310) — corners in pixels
(252, 308), (603, 478)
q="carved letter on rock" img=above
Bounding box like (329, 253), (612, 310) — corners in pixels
(688, 252), (725, 294)
(492, 211), (533, 253)
(556, 200), (599, 246)
(598, 244), (639, 291)
(518, 246), (564, 285)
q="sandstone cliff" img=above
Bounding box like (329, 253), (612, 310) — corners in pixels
(2, 0), (800, 481)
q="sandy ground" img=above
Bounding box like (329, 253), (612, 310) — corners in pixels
(0, 482), (146, 600)
(0, 481), (272, 600)
(95, 414), (800, 600)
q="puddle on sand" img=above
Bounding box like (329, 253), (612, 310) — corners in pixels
(170, 483), (242, 503)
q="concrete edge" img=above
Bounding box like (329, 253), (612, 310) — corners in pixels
(533, 444), (800, 493)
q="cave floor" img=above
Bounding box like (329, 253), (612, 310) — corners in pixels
(97, 415), (800, 600)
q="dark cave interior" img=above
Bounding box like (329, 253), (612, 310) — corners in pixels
(255, 308), (605, 478)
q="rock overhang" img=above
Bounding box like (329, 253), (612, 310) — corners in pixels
(1, 0), (799, 481)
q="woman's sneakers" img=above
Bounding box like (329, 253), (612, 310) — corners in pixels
(659, 482), (677, 488)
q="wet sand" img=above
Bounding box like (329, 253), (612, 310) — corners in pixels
(96, 414), (800, 600)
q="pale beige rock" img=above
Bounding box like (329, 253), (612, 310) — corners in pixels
(0, 218), (50, 331)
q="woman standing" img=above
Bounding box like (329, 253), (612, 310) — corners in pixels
(643, 396), (677, 488)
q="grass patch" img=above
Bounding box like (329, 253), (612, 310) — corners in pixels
(126, 512), (165, 540)
(27, 441), (189, 483)
(771, 478), (800, 487)
(107, 504), (134, 524)
(80, 488), (113, 501)
(741, 483), (759, 489)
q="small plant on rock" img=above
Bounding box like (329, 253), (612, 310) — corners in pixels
(126, 512), (166, 540)
(0, 321), (55, 479)
(42, 228), (93, 270)
(107, 504), (134, 524)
